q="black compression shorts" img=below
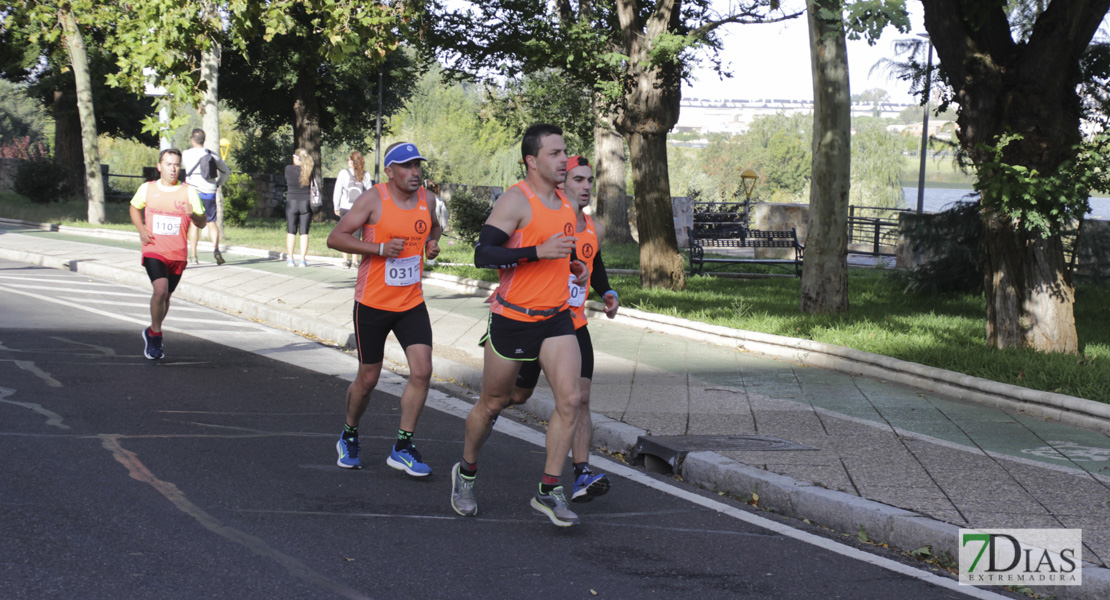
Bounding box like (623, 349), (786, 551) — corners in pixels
(353, 301), (432, 364)
(142, 256), (184, 294)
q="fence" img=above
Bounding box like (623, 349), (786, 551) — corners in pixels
(847, 205), (907, 257)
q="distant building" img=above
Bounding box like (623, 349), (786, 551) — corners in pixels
(675, 97), (917, 136)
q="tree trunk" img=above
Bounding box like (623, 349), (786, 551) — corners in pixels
(593, 107), (632, 243)
(919, 0), (1109, 352)
(200, 36), (222, 235)
(799, 0), (851, 314)
(292, 79), (321, 180)
(52, 89), (84, 197)
(982, 211), (1077, 352)
(613, 0), (685, 289)
(59, 8), (105, 224)
(628, 131), (685, 289)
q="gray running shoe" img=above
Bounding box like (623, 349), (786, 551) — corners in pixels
(450, 462), (477, 516)
(530, 486), (580, 527)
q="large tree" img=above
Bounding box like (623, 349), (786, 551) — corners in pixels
(436, 0), (799, 289)
(2, 1), (120, 222)
(106, 0), (420, 183)
(920, 0), (1110, 352)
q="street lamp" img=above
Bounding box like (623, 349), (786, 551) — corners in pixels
(219, 138), (231, 161)
(916, 33), (933, 215)
(741, 168), (759, 226)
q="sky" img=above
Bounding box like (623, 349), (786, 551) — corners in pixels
(683, 3), (927, 104)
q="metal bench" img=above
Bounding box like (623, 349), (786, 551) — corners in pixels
(689, 224), (805, 277)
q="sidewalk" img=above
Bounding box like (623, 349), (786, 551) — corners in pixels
(4, 221), (1110, 598)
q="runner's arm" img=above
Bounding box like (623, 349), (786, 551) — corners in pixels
(474, 224), (538, 268)
(589, 249), (613, 297)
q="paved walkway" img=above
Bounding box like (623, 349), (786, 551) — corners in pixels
(3, 221), (1110, 598)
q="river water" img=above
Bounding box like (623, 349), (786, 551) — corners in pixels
(902, 187), (1110, 221)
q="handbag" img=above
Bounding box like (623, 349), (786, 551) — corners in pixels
(310, 177), (322, 209)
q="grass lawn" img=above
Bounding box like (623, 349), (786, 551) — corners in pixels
(432, 239), (1110, 404)
(5, 194), (1109, 403)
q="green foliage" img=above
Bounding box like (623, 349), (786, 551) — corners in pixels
(389, 67), (519, 188)
(233, 122), (293, 175)
(487, 69), (594, 156)
(221, 173), (259, 226)
(892, 201), (983, 295)
(448, 189), (493, 245)
(850, 118), (905, 209)
(975, 133), (1110, 237)
(14, 156), (73, 204)
(0, 80), (48, 146)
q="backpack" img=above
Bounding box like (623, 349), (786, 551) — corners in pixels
(188, 149), (219, 183)
(345, 169), (366, 206)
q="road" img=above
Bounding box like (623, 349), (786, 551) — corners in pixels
(0, 259), (1016, 599)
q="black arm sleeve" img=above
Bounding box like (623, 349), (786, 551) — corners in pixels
(589, 248), (613, 297)
(474, 224), (539, 269)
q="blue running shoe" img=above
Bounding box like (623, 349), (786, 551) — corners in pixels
(387, 445), (432, 477)
(336, 437), (361, 469)
(141, 328), (163, 360)
(571, 469), (611, 503)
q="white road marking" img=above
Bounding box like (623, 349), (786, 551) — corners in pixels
(0, 272), (1007, 599)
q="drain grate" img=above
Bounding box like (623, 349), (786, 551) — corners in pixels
(632, 435), (817, 474)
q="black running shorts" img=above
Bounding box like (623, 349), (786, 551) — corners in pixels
(143, 256), (184, 294)
(353, 301), (432, 364)
(481, 310), (575, 362)
(515, 324), (593, 389)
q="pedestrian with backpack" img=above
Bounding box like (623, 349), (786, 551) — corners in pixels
(333, 150), (373, 268)
(182, 129), (231, 265)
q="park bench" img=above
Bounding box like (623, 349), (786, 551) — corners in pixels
(688, 203), (804, 276)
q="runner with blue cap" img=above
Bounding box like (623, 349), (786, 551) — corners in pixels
(326, 141), (443, 478)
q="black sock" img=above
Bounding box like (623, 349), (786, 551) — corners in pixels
(460, 460), (477, 477)
(573, 462), (590, 478)
(395, 429), (413, 451)
(342, 424), (358, 441)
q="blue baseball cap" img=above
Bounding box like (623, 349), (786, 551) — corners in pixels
(384, 143), (427, 167)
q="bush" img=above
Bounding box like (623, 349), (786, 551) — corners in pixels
(892, 200), (983, 294)
(14, 157), (71, 204)
(221, 173), (259, 226)
(449, 189), (492, 245)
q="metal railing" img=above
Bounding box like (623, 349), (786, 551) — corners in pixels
(847, 205), (908, 257)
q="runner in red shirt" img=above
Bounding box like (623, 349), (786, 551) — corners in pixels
(129, 148), (206, 360)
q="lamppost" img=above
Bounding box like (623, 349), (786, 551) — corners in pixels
(373, 70), (383, 185)
(219, 138), (231, 161)
(916, 33), (933, 215)
(741, 168), (759, 226)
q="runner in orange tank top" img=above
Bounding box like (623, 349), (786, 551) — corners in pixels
(326, 142), (442, 477)
(451, 124), (591, 527)
(129, 148), (206, 361)
(508, 156), (621, 504)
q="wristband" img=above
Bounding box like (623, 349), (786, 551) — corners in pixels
(379, 242), (384, 255)
(604, 290), (618, 301)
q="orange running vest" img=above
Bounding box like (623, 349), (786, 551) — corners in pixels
(135, 181), (201, 263)
(354, 184), (431, 312)
(568, 213), (599, 330)
(490, 182), (577, 323)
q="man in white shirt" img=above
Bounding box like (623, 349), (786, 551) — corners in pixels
(182, 128), (231, 265)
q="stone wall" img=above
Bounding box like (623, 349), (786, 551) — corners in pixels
(751, 203), (809, 259)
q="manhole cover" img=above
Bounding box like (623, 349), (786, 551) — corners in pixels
(632, 435), (817, 473)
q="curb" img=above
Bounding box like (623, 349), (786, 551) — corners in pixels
(6, 222), (1110, 595)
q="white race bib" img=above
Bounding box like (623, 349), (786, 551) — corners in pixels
(567, 273), (586, 307)
(151, 214), (181, 236)
(385, 255), (421, 286)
